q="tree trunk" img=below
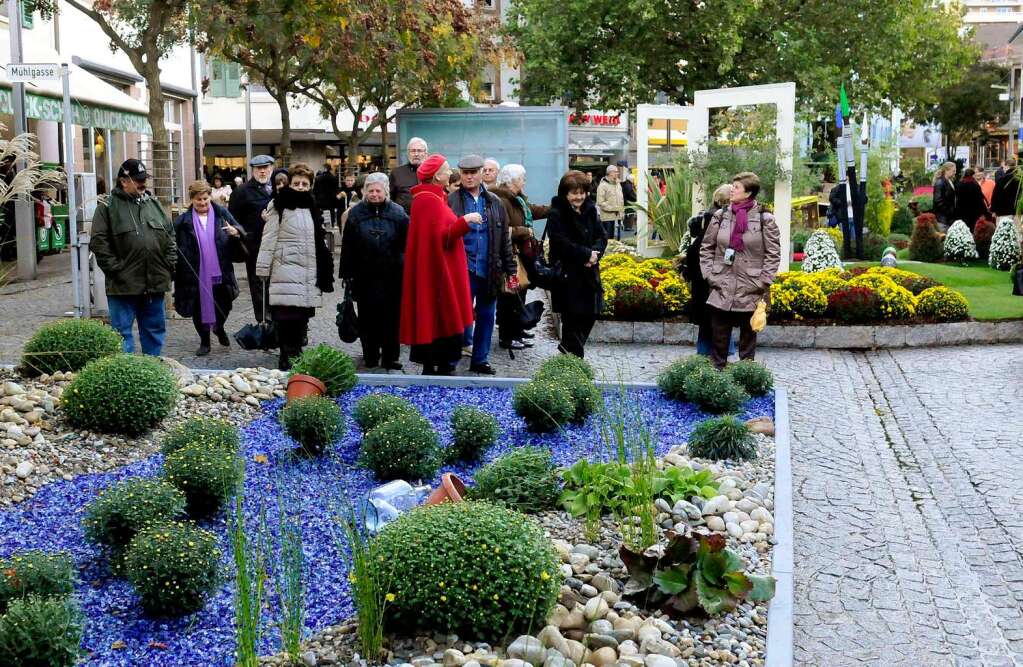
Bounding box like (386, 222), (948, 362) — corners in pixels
(275, 93), (292, 165)
(143, 61), (172, 210)
(380, 118), (390, 171)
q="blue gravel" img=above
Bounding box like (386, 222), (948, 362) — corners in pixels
(0, 385), (773, 666)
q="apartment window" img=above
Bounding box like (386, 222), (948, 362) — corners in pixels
(479, 81), (495, 101)
(478, 0), (495, 7)
(209, 59), (242, 98)
(164, 99), (182, 125)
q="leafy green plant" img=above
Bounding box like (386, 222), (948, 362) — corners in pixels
(161, 417), (239, 457)
(657, 356), (712, 401)
(653, 467), (720, 505)
(916, 286), (970, 322)
(124, 521), (222, 617)
(19, 318), (122, 377)
(163, 444), (242, 517)
(359, 414), (440, 481)
(469, 447), (561, 514)
(374, 501), (560, 641)
(83, 478), (187, 565)
(725, 360), (773, 397)
(512, 379), (574, 432)
(0, 550), (76, 614)
(351, 393), (419, 433)
(537, 354), (596, 381)
(0, 596), (83, 667)
(560, 460), (629, 522)
(682, 367), (750, 414)
(280, 396), (346, 456)
(446, 406), (499, 463)
(620, 531), (775, 616)
(687, 416), (756, 461)
(61, 353), (178, 435)
(289, 344), (357, 396)
(551, 371), (602, 423)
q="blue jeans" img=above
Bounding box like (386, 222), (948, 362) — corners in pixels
(107, 294), (167, 356)
(696, 322), (736, 357)
(462, 273), (497, 365)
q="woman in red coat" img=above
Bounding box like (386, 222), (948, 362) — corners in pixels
(399, 154), (483, 375)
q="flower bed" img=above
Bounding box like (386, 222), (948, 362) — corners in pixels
(598, 255), (690, 321)
(0, 383), (773, 667)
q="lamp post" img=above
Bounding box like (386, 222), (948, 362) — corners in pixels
(242, 72), (252, 178)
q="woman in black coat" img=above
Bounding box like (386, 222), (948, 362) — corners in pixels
(684, 184), (733, 356)
(339, 172), (409, 370)
(954, 168), (990, 231)
(173, 180), (246, 356)
(932, 161), (957, 231)
(547, 170), (608, 358)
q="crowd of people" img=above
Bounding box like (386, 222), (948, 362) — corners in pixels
(89, 139), (777, 375)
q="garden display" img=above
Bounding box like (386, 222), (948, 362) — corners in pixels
(0, 344), (779, 667)
(598, 254), (690, 321)
(801, 229), (843, 272)
(943, 221), (979, 264)
(988, 217), (1021, 270)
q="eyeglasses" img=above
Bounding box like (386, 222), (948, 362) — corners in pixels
(408, 148), (427, 155)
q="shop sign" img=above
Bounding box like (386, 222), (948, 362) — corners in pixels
(569, 110), (628, 130)
(0, 88), (151, 134)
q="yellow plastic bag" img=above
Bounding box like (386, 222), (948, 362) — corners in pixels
(750, 300), (767, 333)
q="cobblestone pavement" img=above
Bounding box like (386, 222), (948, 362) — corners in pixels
(3, 260), (1023, 665)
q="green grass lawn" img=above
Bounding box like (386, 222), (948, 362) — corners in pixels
(791, 260), (1023, 321)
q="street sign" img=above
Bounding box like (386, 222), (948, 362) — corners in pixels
(7, 63), (61, 82)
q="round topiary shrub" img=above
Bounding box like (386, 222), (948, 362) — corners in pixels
(0, 550), (76, 614)
(682, 367), (750, 414)
(537, 354), (595, 381)
(657, 355), (713, 401)
(163, 444), (241, 517)
(546, 372), (602, 424)
(916, 286), (970, 322)
(124, 521), (221, 617)
(374, 501), (560, 641)
(280, 395), (346, 456)
(0, 596), (83, 667)
(725, 360), (774, 397)
(351, 393), (419, 433)
(289, 344), (357, 396)
(801, 229), (843, 272)
(83, 478), (187, 562)
(161, 417), (239, 457)
(974, 218), (996, 260)
(61, 354), (178, 436)
(943, 220), (979, 263)
(359, 414), (440, 481)
(19, 318), (122, 377)
(468, 447), (561, 514)
(909, 214), (943, 262)
(446, 406), (499, 462)
(512, 379), (574, 432)
(687, 415), (756, 461)
(989, 216), (1021, 270)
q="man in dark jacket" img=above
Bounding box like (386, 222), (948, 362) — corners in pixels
(954, 168), (990, 231)
(992, 158), (1020, 217)
(313, 163), (340, 227)
(448, 154), (515, 375)
(618, 160), (637, 231)
(90, 159), (176, 355)
(389, 137), (428, 214)
(228, 154), (275, 321)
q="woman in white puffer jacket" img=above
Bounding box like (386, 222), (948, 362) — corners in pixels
(255, 162), (334, 369)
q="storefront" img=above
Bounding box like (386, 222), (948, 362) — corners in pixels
(568, 110), (630, 173)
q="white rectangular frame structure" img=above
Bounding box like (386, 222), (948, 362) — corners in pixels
(693, 82), (796, 272)
(635, 104), (708, 257)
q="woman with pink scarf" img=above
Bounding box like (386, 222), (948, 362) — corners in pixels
(699, 171), (781, 369)
(173, 180), (246, 356)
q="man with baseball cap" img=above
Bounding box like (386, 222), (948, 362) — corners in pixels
(90, 159), (176, 355)
(448, 154), (515, 375)
(228, 154), (276, 321)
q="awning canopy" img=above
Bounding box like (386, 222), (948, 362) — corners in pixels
(0, 38), (151, 134)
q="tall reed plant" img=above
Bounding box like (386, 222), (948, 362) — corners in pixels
(228, 466), (268, 667)
(273, 480), (305, 664)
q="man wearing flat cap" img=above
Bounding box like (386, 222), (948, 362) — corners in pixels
(448, 154), (515, 375)
(90, 159), (176, 355)
(229, 154), (276, 321)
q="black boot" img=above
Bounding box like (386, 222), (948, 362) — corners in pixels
(215, 327), (230, 347)
(196, 331), (211, 357)
(278, 346), (295, 371)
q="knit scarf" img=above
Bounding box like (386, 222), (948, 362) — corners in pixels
(729, 198), (757, 251)
(516, 195), (533, 226)
(191, 206), (221, 327)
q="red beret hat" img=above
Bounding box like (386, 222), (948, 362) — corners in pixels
(417, 154), (447, 182)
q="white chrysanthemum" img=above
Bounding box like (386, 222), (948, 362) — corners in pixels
(801, 230), (843, 273)
(943, 220), (978, 263)
(988, 216), (1021, 270)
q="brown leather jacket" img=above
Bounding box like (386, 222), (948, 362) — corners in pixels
(698, 203), (781, 313)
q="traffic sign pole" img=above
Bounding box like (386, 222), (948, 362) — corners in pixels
(7, 0), (35, 282)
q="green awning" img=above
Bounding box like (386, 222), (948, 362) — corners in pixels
(0, 87), (150, 134)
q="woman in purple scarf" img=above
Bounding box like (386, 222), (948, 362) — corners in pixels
(698, 172), (781, 369)
(173, 180), (246, 356)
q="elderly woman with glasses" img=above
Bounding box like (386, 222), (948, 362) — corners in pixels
(339, 172), (411, 370)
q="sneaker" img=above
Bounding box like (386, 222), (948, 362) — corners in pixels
(461, 346), (473, 357)
(499, 340), (526, 350)
(469, 362), (497, 375)
(516, 339), (534, 348)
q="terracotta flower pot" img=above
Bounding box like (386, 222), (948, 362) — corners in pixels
(286, 374), (326, 402)
(425, 473), (466, 506)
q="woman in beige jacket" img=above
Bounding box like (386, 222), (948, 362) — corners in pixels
(256, 163), (334, 369)
(699, 172), (780, 369)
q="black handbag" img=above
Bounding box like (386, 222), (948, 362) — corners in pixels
(528, 225), (565, 290)
(1013, 263), (1023, 297)
(336, 282), (359, 343)
(233, 279), (278, 350)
